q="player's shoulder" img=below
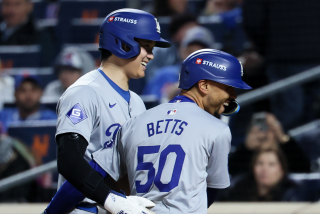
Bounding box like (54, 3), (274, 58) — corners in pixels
(62, 84), (97, 99)
(58, 84), (99, 110)
(129, 90), (143, 101)
(129, 90), (146, 108)
(171, 102), (229, 133)
(68, 69), (100, 89)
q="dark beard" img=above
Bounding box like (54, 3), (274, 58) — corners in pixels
(206, 95), (221, 119)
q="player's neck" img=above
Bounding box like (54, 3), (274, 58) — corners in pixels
(180, 90), (205, 110)
(99, 63), (129, 91)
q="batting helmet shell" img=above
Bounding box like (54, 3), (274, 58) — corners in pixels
(178, 49), (251, 90)
(99, 8), (171, 59)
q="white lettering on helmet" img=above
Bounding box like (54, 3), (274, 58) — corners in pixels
(202, 60), (226, 71)
(112, 17), (137, 25)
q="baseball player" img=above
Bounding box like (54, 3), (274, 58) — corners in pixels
(47, 49), (251, 213)
(41, 9), (170, 214)
(92, 49), (252, 213)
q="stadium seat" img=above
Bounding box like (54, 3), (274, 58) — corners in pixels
(8, 120), (57, 164)
(2, 67), (56, 89)
(140, 0), (206, 15)
(0, 45), (41, 68)
(56, 0), (126, 44)
(70, 19), (101, 44)
(32, 0), (48, 19)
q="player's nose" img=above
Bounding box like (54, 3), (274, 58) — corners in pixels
(147, 51), (154, 61)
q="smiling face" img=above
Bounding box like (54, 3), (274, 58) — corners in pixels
(121, 39), (156, 79)
(203, 81), (237, 116)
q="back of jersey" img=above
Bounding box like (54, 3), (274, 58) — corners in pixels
(119, 100), (231, 213)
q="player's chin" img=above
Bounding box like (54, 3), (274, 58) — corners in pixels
(131, 70), (145, 79)
(218, 104), (225, 115)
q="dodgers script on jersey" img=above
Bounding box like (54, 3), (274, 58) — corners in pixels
(55, 69), (146, 190)
(93, 96), (231, 213)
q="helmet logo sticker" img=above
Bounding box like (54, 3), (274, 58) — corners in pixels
(110, 17), (137, 24)
(196, 58), (203, 64)
(155, 18), (161, 33)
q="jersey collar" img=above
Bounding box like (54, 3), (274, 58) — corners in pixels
(98, 69), (130, 104)
(169, 95), (196, 104)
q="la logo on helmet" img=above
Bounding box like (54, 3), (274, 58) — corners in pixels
(239, 61), (244, 76)
(155, 18), (161, 33)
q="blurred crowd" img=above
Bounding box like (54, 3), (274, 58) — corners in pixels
(0, 0), (320, 203)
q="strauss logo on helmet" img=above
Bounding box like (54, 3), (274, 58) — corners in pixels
(195, 58), (227, 71)
(108, 16), (138, 24)
(108, 16), (115, 22)
(196, 58), (203, 64)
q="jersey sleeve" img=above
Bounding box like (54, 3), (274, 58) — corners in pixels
(55, 86), (100, 143)
(206, 126), (231, 189)
(92, 126), (127, 181)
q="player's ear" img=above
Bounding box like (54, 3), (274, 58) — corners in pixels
(197, 80), (209, 95)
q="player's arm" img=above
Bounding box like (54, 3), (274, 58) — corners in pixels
(56, 133), (110, 206)
(206, 126), (232, 207)
(45, 134), (155, 214)
(45, 156), (110, 214)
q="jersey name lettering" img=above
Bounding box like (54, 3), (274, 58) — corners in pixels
(147, 119), (188, 137)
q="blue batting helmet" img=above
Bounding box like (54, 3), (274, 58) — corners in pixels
(178, 49), (251, 116)
(99, 8), (171, 59)
(179, 49), (251, 90)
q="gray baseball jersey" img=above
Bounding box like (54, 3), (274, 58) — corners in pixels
(93, 96), (231, 214)
(55, 69), (146, 210)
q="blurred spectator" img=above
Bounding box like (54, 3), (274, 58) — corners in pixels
(229, 112), (311, 177)
(242, 0), (320, 131)
(0, 0), (55, 66)
(0, 0), (34, 44)
(152, 0), (189, 17)
(0, 58), (15, 109)
(201, 0), (238, 16)
(201, 0), (242, 30)
(145, 14), (198, 80)
(143, 26), (216, 102)
(42, 46), (95, 102)
(0, 134), (36, 202)
(220, 147), (301, 201)
(0, 76), (57, 133)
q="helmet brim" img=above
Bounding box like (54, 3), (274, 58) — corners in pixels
(155, 37), (171, 48)
(217, 79), (252, 90)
